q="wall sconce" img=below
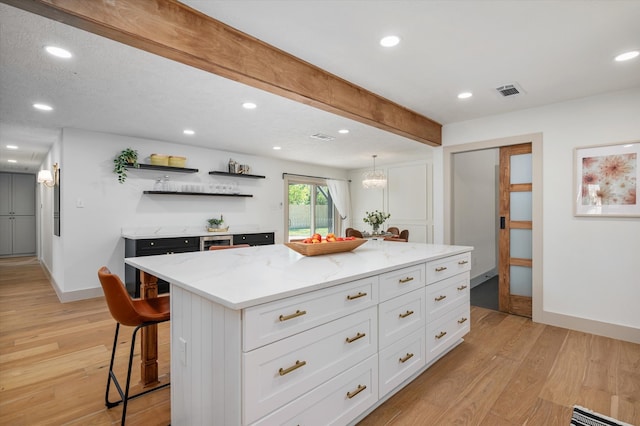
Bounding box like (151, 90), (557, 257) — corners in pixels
(37, 163), (59, 188)
(362, 155), (387, 189)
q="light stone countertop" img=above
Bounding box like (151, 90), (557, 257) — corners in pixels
(125, 241), (473, 310)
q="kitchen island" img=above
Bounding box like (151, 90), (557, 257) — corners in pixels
(125, 241), (473, 425)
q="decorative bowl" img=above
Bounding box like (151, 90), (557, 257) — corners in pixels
(168, 156), (186, 168)
(284, 238), (367, 256)
(150, 153), (169, 166)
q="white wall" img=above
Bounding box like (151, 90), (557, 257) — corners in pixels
(38, 132), (63, 291)
(440, 88), (640, 342)
(348, 155), (434, 242)
(452, 149), (499, 283)
(52, 128), (348, 301)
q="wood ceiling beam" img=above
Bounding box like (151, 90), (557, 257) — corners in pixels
(3, 0), (442, 146)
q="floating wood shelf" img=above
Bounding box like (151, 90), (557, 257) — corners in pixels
(209, 171), (265, 179)
(143, 191), (252, 197)
(128, 163), (199, 173)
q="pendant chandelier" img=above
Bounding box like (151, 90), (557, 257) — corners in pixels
(362, 154), (387, 189)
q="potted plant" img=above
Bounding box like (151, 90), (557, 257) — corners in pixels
(113, 148), (138, 183)
(363, 210), (391, 235)
(207, 215), (227, 232)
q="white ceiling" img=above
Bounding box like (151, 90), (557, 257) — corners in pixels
(1, 1), (639, 173)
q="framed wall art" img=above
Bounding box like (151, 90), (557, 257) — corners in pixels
(574, 141), (639, 217)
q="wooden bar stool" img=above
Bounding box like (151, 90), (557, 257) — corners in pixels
(98, 266), (170, 425)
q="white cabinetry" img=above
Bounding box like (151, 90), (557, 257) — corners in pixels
(0, 173), (36, 256)
(168, 248), (472, 426)
(425, 252), (471, 363)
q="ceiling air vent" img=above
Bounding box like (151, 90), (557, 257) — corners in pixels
(495, 83), (524, 97)
(310, 133), (335, 141)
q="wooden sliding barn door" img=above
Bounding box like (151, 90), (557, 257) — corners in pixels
(499, 143), (533, 318)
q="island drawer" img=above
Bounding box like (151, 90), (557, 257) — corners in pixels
(426, 252), (471, 284)
(379, 264), (425, 302)
(243, 306), (378, 424)
(243, 277), (378, 351)
(426, 271), (470, 321)
(378, 288), (426, 349)
(378, 327), (426, 397)
(251, 355), (378, 426)
(426, 301), (470, 363)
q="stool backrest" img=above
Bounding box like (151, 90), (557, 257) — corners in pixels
(98, 266), (145, 327)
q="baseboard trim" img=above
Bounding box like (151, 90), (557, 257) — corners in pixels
(470, 268), (498, 288)
(541, 310), (639, 344)
(58, 286), (104, 303)
(39, 259), (104, 303)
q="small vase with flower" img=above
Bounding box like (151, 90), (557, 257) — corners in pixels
(363, 210), (391, 235)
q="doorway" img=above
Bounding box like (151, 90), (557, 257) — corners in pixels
(444, 133), (542, 321)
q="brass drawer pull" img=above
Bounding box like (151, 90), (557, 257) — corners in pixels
(435, 295), (447, 302)
(399, 310), (414, 318)
(346, 384), (367, 399)
(399, 353), (414, 363)
(458, 317), (468, 324)
(458, 260), (469, 265)
(346, 332), (366, 344)
(435, 266), (447, 272)
(457, 285), (468, 291)
(279, 310), (307, 322)
(435, 331), (447, 339)
(279, 360), (306, 376)
(346, 291), (367, 300)
(399, 276), (414, 283)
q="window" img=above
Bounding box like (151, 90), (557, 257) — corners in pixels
(284, 176), (338, 242)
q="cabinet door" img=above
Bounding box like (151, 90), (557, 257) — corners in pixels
(0, 216), (12, 255)
(12, 174), (36, 215)
(13, 216), (36, 254)
(0, 174), (10, 215)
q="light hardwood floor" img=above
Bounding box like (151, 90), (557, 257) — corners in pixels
(1, 257), (638, 425)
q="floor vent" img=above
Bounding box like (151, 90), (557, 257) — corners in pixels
(495, 83), (523, 97)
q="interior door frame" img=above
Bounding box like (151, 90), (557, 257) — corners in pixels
(443, 133), (543, 323)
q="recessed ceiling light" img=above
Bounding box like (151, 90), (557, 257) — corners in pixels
(242, 102), (257, 109)
(457, 92), (473, 99)
(33, 103), (53, 111)
(380, 35), (400, 47)
(183, 129), (195, 135)
(338, 129), (349, 134)
(6, 145), (18, 149)
(272, 146), (281, 150)
(8, 159), (17, 163)
(615, 50), (639, 62)
(45, 45), (72, 58)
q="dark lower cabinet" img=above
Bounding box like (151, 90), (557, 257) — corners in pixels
(234, 232), (275, 246)
(124, 233), (275, 297)
(125, 237), (199, 297)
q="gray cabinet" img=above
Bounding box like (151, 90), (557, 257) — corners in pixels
(0, 173), (36, 256)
